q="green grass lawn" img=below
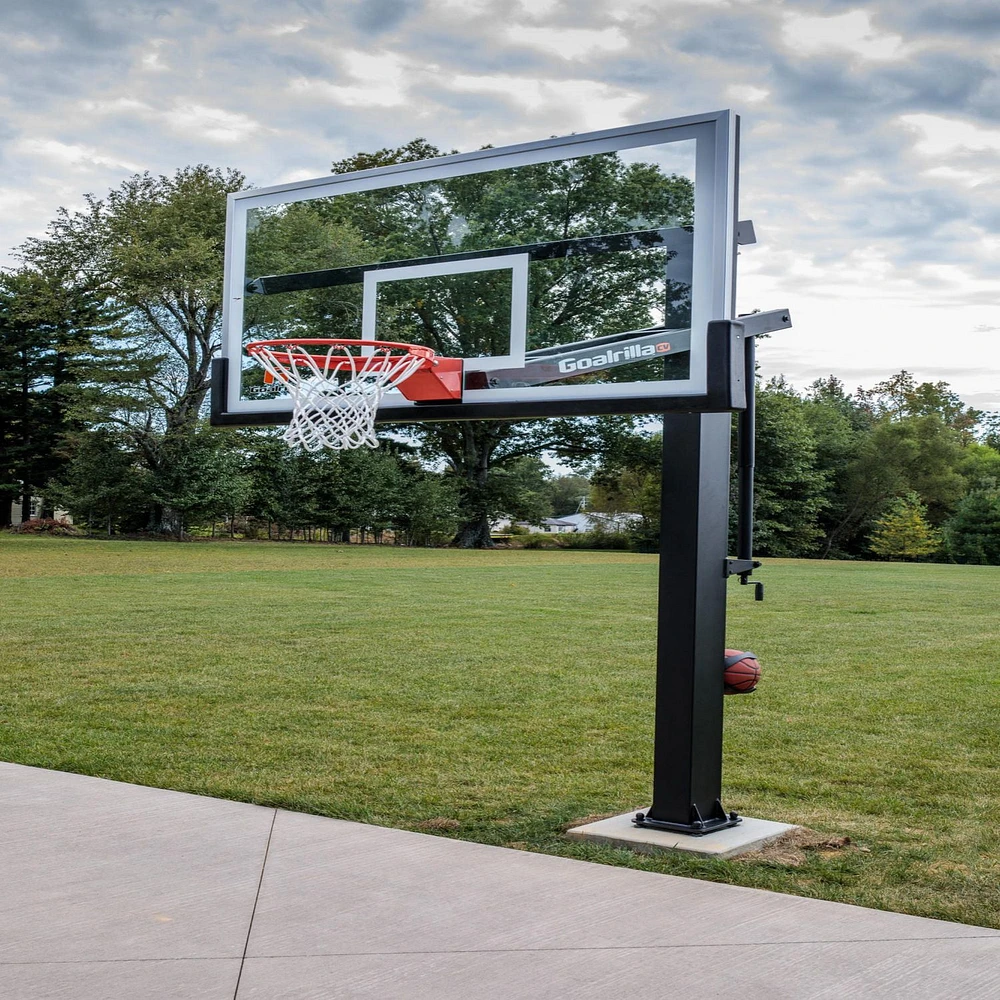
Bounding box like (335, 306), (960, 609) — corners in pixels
(2, 535), (998, 927)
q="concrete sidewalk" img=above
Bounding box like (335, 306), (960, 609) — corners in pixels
(2, 762), (998, 999)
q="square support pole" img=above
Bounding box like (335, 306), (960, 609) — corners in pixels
(636, 410), (738, 834)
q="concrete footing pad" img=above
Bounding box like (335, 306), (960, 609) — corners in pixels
(565, 810), (799, 859)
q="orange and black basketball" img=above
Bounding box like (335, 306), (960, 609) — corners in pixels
(724, 649), (760, 694)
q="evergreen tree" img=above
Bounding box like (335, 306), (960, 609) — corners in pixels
(0, 267), (118, 525)
(942, 489), (1000, 565)
(980, 413), (1000, 452)
(45, 428), (148, 535)
(868, 492), (941, 560)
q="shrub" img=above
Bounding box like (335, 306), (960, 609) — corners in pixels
(514, 533), (561, 549)
(9, 518), (81, 536)
(557, 530), (633, 550)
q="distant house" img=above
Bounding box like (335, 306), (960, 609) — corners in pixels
(9, 497), (42, 527)
(535, 517), (578, 534)
(494, 512), (641, 534)
(9, 497), (72, 527)
(556, 511), (642, 533)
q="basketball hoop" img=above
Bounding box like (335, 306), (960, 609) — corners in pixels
(245, 338), (462, 452)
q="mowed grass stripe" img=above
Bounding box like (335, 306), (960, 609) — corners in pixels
(1, 537), (998, 928)
(0, 535), (644, 578)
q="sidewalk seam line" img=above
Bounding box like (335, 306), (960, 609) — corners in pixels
(233, 808), (277, 999)
(230, 934), (1000, 960)
(2, 934), (997, 968)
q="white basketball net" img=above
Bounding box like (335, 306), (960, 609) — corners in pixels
(248, 342), (427, 452)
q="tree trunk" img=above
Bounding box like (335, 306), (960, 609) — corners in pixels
(450, 426), (496, 548)
(453, 513), (494, 548)
(0, 490), (15, 529)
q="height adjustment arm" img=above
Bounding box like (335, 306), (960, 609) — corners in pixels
(730, 306), (792, 604)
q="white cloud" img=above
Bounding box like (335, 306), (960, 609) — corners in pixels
(516, 0), (560, 15)
(922, 165), (990, 188)
(0, 186), (41, 213)
(163, 104), (267, 143)
(899, 113), (1000, 157)
(782, 10), (904, 60)
(289, 51), (409, 108)
(429, 0), (495, 17)
(263, 22), (305, 36)
(140, 40), (169, 72)
(726, 84), (769, 104)
(13, 139), (143, 173)
(272, 167), (326, 185)
(79, 98), (152, 115)
(448, 74), (643, 129)
(506, 25), (629, 60)
(1, 33), (56, 53)
(840, 168), (887, 188)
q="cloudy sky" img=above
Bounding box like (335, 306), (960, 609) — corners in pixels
(2, 0), (998, 410)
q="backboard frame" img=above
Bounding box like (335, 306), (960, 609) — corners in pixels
(212, 109), (740, 425)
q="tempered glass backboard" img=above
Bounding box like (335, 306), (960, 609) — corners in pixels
(217, 111), (738, 423)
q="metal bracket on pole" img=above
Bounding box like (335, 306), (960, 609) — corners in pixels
(736, 220), (757, 246)
(726, 558), (761, 577)
(736, 307), (791, 338)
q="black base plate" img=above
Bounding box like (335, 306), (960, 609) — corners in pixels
(632, 808), (741, 837)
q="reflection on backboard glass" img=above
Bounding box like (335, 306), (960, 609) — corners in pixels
(239, 144), (696, 403)
(372, 269), (516, 363)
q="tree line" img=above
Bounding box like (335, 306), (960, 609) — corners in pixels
(591, 371), (1000, 563)
(1, 152), (998, 561)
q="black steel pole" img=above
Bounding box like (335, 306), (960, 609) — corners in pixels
(635, 410), (739, 834)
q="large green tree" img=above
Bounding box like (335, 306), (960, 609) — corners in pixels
(806, 373), (972, 556)
(19, 166), (245, 531)
(751, 378), (827, 556)
(273, 139), (694, 546)
(855, 371), (981, 439)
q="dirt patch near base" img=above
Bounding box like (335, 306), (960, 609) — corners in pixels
(561, 811), (623, 831)
(736, 827), (860, 867)
(415, 817), (461, 831)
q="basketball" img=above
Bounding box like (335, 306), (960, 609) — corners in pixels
(724, 649), (760, 694)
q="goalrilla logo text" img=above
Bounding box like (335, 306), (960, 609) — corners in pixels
(557, 341), (671, 374)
